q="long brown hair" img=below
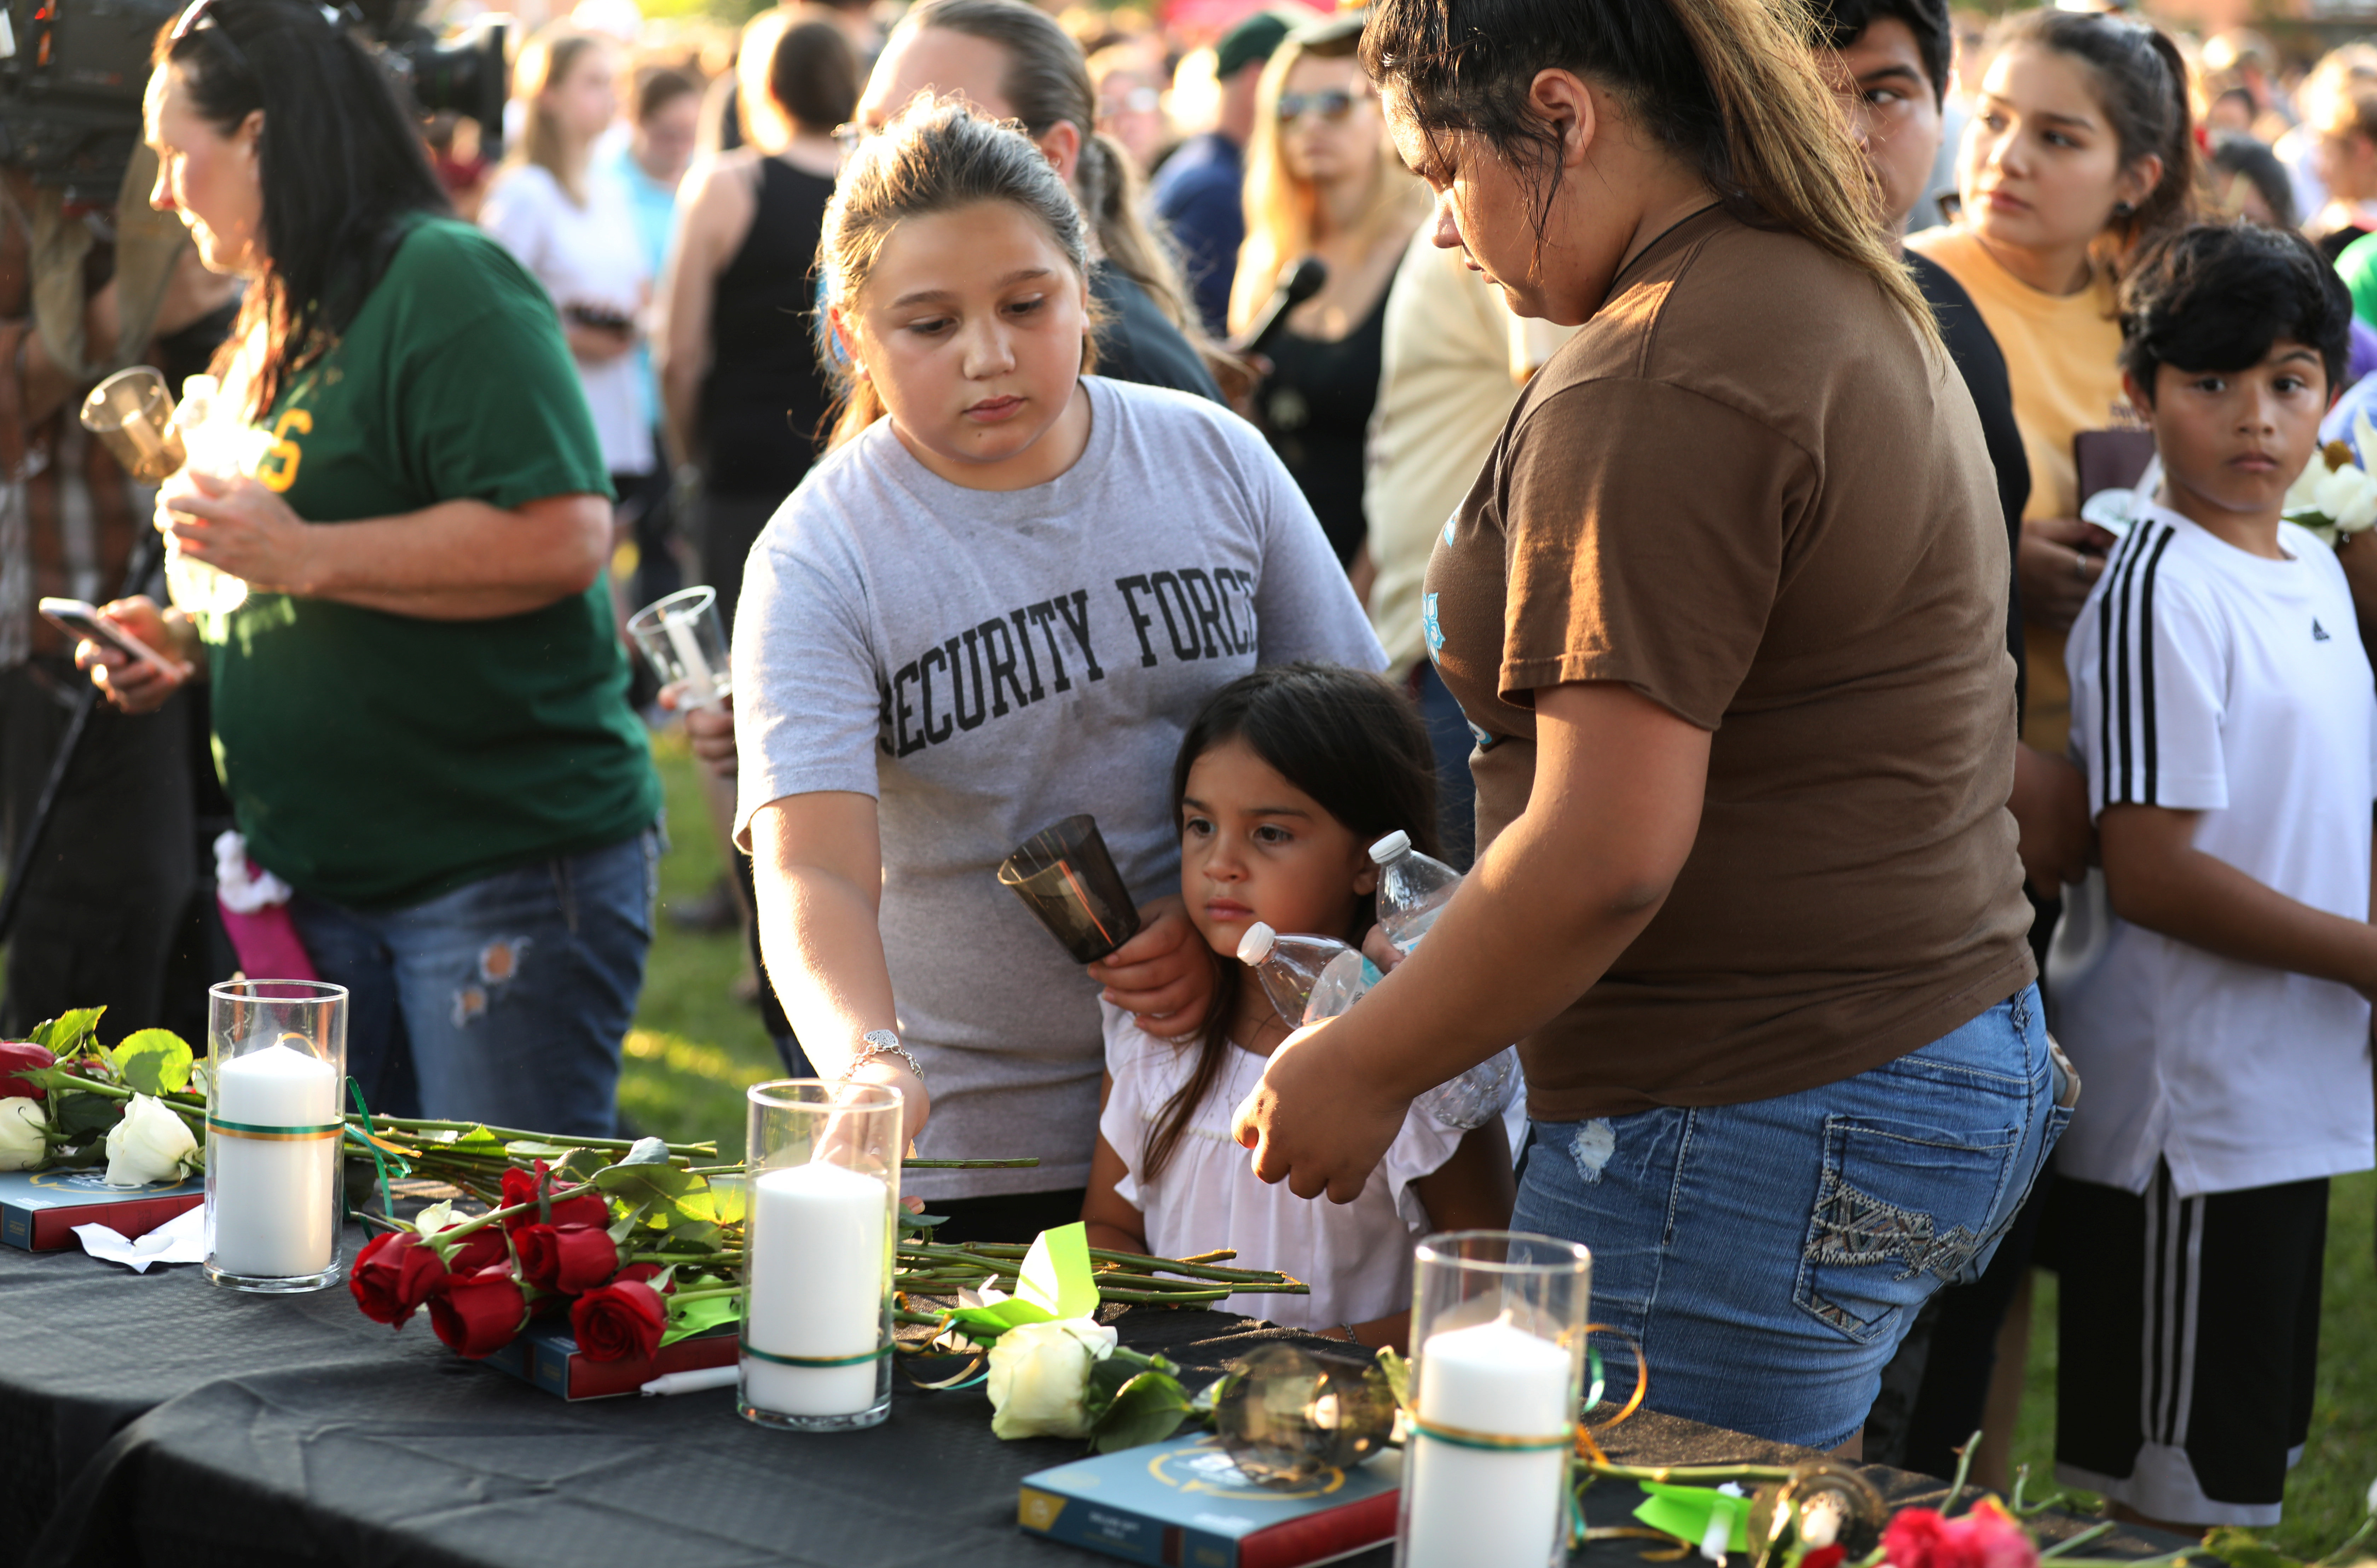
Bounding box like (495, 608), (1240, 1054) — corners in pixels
(1140, 665), (1440, 1184)
(510, 26), (611, 205)
(1359, 0), (1937, 343)
(815, 98), (1097, 449)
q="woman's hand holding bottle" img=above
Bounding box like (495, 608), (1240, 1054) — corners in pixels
(157, 469), (317, 593)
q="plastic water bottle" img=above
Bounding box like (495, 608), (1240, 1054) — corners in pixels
(161, 374), (250, 615)
(1367, 830), (1523, 1131)
(1237, 922), (1381, 1027)
(1370, 830), (1463, 953)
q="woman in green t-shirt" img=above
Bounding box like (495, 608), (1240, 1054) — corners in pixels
(76, 0), (661, 1139)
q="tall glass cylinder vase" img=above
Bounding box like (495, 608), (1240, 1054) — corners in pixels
(740, 1079), (903, 1431)
(1396, 1230), (1592, 1568)
(203, 980), (348, 1293)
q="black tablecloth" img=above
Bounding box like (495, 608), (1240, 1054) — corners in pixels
(2, 1227), (2191, 1568)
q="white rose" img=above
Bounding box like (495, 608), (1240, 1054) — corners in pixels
(2365, 1475), (2376, 1516)
(986, 1317), (1118, 1439)
(0, 1098), (46, 1171)
(2286, 449), (2332, 513)
(104, 1093), (197, 1186)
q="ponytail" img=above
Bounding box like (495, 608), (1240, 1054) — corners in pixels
(1360, 0), (1937, 345)
(1987, 9), (2194, 278)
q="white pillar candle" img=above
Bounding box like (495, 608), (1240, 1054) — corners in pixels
(210, 1041), (340, 1278)
(742, 1161), (889, 1416)
(663, 611), (720, 707)
(1402, 1317), (1575, 1568)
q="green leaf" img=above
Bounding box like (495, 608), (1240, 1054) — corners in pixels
(897, 1210), (947, 1237)
(554, 1147), (611, 1184)
(503, 1140), (577, 1161)
(657, 1290), (740, 1348)
(32, 1008), (104, 1054)
(593, 1160), (699, 1204)
(1088, 1371), (1196, 1454)
(53, 1093), (123, 1141)
(106, 1030), (194, 1096)
(2203, 1529), (2304, 1568)
(1376, 1347), (1411, 1412)
(618, 1136), (672, 1166)
(451, 1125), (504, 1151)
(941, 1223), (1100, 1340)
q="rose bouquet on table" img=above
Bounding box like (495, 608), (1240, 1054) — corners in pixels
(1, 1008), (205, 1184)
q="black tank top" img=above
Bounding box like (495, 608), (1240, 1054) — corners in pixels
(1258, 284), (1390, 565)
(698, 157), (839, 498)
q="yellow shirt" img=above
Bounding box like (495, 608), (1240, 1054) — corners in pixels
(1905, 224), (2134, 522)
(1908, 224), (2140, 750)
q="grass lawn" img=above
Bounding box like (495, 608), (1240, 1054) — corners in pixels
(625, 731), (2376, 1550)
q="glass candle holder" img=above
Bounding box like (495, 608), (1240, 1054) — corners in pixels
(627, 585), (732, 709)
(740, 1079), (903, 1431)
(1396, 1230), (1592, 1568)
(204, 980), (349, 1293)
(79, 366), (184, 483)
(995, 814), (1142, 963)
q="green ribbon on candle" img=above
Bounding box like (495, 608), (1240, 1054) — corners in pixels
(1407, 1417), (1578, 1453)
(740, 1342), (895, 1369)
(207, 1118), (344, 1141)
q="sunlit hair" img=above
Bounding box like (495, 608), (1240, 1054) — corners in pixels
(510, 25), (611, 205)
(1228, 19), (1426, 338)
(1360, 0), (1939, 346)
(816, 98), (1097, 449)
(1983, 9), (2195, 280)
(737, 6), (859, 153)
(897, 0), (1197, 336)
(152, 0), (450, 421)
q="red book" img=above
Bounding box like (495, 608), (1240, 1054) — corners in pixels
(481, 1317), (740, 1400)
(0, 1169), (205, 1252)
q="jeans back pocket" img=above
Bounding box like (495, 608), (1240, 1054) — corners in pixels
(1793, 1112), (2020, 1343)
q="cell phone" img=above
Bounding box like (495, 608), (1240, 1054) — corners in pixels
(37, 598), (191, 684)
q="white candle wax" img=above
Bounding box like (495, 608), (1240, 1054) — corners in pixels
(742, 1161), (889, 1416)
(1402, 1317), (1575, 1568)
(210, 1041), (340, 1278)
(662, 610), (720, 707)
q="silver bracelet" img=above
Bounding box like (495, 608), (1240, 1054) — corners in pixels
(847, 1028), (923, 1084)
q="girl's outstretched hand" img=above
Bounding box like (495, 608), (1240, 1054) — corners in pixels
(1232, 1020), (1409, 1204)
(1088, 895), (1213, 1039)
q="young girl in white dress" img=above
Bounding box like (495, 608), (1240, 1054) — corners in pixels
(1082, 665), (1513, 1349)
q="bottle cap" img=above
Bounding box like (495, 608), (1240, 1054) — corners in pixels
(180, 373), (219, 402)
(1236, 921), (1276, 965)
(1367, 830), (1411, 865)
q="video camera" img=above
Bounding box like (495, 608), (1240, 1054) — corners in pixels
(0, 0), (507, 204)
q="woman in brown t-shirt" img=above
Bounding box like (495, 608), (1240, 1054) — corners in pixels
(1231, 0), (2057, 1451)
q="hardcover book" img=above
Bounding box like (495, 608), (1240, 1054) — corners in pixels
(1019, 1434), (1401, 1568)
(0, 1168), (206, 1252)
(481, 1316), (740, 1401)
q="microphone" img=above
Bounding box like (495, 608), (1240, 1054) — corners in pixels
(1229, 255), (1329, 359)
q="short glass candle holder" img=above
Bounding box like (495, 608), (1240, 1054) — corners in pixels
(740, 1079), (904, 1431)
(627, 585), (731, 709)
(1395, 1230), (1592, 1568)
(203, 979), (349, 1293)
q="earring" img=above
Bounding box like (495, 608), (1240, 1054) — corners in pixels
(2112, 200), (2136, 219)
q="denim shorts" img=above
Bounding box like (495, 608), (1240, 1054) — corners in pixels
(1515, 983), (2067, 1450)
(291, 824), (661, 1138)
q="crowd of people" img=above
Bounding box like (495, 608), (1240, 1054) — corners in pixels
(1, 0), (2371, 1543)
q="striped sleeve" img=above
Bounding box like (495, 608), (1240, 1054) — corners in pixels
(2067, 521), (2229, 819)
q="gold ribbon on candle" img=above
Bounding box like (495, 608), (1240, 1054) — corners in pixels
(1407, 1418), (1578, 1452)
(206, 1118), (344, 1142)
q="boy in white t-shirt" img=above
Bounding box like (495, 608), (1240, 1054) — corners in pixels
(2057, 223), (2377, 1532)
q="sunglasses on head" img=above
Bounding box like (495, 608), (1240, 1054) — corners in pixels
(1277, 87), (1362, 124)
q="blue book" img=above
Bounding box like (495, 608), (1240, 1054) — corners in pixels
(0, 1168), (204, 1252)
(1019, 1434), (1401, 1568)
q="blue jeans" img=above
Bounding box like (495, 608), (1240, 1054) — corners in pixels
(290, 826), (660, 1138)
(1516, 984), (2067, 1450)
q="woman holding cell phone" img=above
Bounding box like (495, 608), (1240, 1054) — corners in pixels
(79, 0), (659, 1139)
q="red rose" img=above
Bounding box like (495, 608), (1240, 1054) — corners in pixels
(500, 1164), (608, 1232)
(349, 1231), (452, 1327)
(1881, 1502), (2036, 1568)
(0, 1041), (55, 1100)
(569, 1279), (667, 1363)
(438, 1224), (508, 1274)
(426, 1265), (529, 1358)
(1803, 1547), (1846, 1568)
(514, 1223), (619, 1294)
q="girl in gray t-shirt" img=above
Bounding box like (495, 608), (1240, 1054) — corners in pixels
(729, 102), (1382, 1230)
